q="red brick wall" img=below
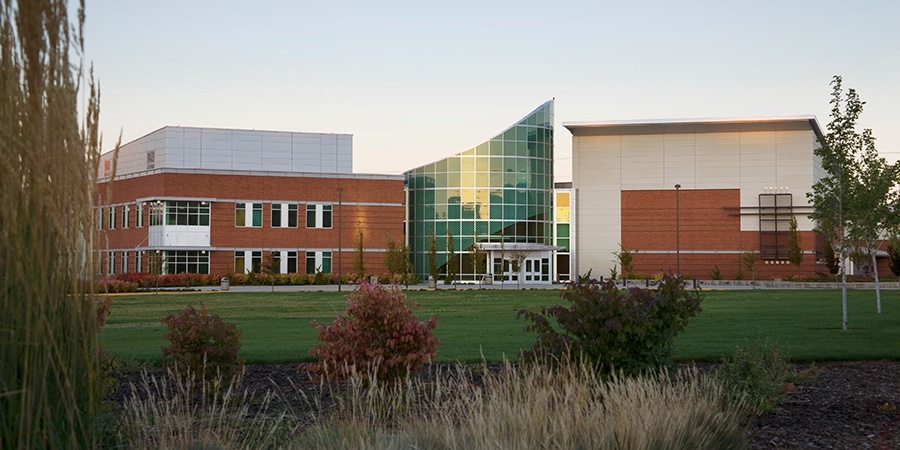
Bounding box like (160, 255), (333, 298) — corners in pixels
(621, 189), (823, 279)
(97, 172), (404, 276)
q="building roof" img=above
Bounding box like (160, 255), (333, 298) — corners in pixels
(563, 115), (823, 139)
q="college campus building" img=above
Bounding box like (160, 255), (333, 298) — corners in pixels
(97, 106), (887, 283)
(404, 100), (560, 283)
(566, 116), (826, 280)
(96, 126), (404, 278)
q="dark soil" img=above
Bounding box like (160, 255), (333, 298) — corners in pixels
(109, 361), (900, 448)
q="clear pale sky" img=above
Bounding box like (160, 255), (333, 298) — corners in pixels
(83, 0), (899, 181)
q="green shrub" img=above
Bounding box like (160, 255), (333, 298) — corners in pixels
(710, 265), (723, 280)
(306, 282), (440, 382)
(715, 341), (818, 414)
(518, 274), (702, 375)
(160, 304), (243, 385)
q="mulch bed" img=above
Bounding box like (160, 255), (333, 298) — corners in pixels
(109, 361), (900, 448)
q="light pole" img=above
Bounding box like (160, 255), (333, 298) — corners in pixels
(674, 184), (681, 275)
(337, 187), (343, 292)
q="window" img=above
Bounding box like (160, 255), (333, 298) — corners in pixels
(306, 204), (333, 228)
(272, 203), (298, 228)
(164, 251), (209, 274)
(122, 204), (130, 229)
(108, 251), (115, 274)
(122, 251), (128, 273)
(136, 202), (144, 227)
(97, 207), (103, 230)
(286, 251), (298, 273)
(166, 201), (210, 226)
(236, 202), (262, 227)
(234, 251), (245, 273)
(306, 251), (332, 274)
(234, 250), (261, 273)
(149, 202), (164, 226)
(108, 206), (116, 230)
(136, 250), (143, 272)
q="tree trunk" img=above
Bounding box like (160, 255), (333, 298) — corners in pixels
(871, 249), (882, 314)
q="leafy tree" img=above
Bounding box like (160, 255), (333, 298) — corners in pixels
(808, 75), (894, 328)
(428, 228), (439, 283)
(787, 217), (804, 270)
(613, 244), (636, 281)
(470, 234), (487, 285)
(444, 229), (457, 285)
(741, 250), (759, 283)
(353, 222), (365, 280)
(510, 250), (528, 290)
(384, 232), (411, 285)
(887, 235), (900, 278)
(845, 136), (899, 314)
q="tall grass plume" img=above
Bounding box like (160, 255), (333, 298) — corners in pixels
(1, 0), (105, 447)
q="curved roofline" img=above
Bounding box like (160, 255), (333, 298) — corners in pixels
(405, 99), (554, 173)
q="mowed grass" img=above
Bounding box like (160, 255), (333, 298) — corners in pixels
(100, 287), (900, 364)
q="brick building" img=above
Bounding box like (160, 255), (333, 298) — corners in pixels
(565, 117), (830, 280)
(96, 126), (404, 278)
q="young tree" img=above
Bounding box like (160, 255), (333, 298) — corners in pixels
(262, 251), (281, 292)
(353, 222), (365, 280)
(887, 235), (900, 278)
(741, 250), (759, 284)
(444, 229), (458, 285)
(808, 75), (890, 329)
(428, 228), (439, 284)
(384, 233), (409, 283)
(787, 216), (804, 272)
(613, 244), (636, 281)
(845, 140), (899, 314)
(470, 237), (487, 286)
(510, 250), (528, 290)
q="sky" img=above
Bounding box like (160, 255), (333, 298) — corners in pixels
(82, 0), (900, 181)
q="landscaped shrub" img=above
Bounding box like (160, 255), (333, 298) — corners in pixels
(518, 274), (703, 375)
(715, 341), (819, 415)
(306, 282), (440, 382)
(160, 304), (243, 384)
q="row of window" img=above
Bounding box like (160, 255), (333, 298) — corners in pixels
(100, 250), (333, 275)
(97, 201), (334, 230)
(235, 203), (332, 228)
(233, 250), (332, 275)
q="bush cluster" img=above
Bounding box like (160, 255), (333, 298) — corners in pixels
(117, 272), (219, 288)
(160, 304), (243, 384)
(306, 282), (440, 382)
(518, 274), (703, 375)
(715, 341), (819, 415)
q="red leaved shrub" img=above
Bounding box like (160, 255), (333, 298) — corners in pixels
(160, 304), (243, 384)
(306, 282), (439, 382)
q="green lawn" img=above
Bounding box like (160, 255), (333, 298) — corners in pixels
(100, 287), (900, 364)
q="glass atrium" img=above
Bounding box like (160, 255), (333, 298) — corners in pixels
(404, 100), (555, 282)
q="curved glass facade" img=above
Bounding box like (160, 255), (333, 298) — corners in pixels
(405, 100), (554, 280)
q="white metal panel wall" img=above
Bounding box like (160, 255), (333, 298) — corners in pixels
(103, 127), (355, 177)
(573, 135), (622, 279)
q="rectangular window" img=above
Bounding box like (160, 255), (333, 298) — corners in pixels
(164, 250), (210, 274)
(251, 251), (262, 273)
(136, 202), (144, 227)
(122, 251), (129, 273)
(234, 251), (246, 274)
(236, 202), (262, 227)
(272, 203), (298, 228)
(108, 251), (115, 275)
(122, 204), (130, 229)
(149, 202), (164, 226)
(108, 206), (116, 230)
(306, 204), (333, 228)
(97, 207), (103, 230)
(286, 251), (298, 273)
(165, 201), (210, 226)
(306, 251), (332, 274)
(136, 250), (143, 273)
